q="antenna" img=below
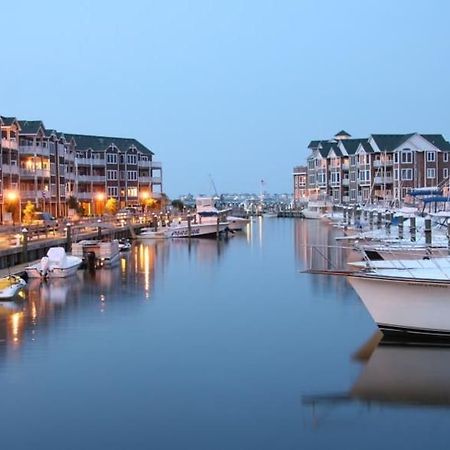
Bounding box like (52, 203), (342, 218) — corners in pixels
(209, 174), (218, 197)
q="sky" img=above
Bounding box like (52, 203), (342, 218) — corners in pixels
(1, 0), (450, 197)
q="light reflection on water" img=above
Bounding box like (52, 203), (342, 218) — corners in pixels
(0, 219), (447, 450)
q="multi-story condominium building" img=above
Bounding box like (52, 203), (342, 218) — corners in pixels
(292, 166), (307, 205)
(0, 115), (162, 222)
(305, 130), (450, 205)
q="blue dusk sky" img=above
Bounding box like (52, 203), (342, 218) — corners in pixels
(1, 0), (450, 197)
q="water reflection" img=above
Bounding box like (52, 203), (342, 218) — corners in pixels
(294, 219), (351, 271)
(305, 333), (450, 410)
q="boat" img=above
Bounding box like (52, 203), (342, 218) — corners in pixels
(347, 257), (450, 339)
(226, 216), (251, 231)
(137, 228), (170, 239)
(118, 239), (132, 251)
(262, 212), (277, 218)
(72, 240), (120, 267)
(25, 247), (82, 279)
(301, 200), (330, 220)
(0, 275), (26, 299)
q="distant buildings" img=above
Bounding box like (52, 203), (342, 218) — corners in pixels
(0, 115), (162, 221)
(294, 130), (450, 205)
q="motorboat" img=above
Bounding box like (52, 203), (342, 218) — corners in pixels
(118, 239), (132, 251)
(25, 247), (82, 279)
(226, 216), (250, 231)
(0, 275), (26, 299)
(347, 257), (450, 338)
(137, 228), (170, 239)
(301, 201), (330, 219)
(72, 240), (120, 267)
(262, 212), (277, 218)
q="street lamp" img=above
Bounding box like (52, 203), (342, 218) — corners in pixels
(140, 191), (150, 215)
(4, 189), (20, 225)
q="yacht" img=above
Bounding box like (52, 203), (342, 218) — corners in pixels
(0, 275), (26, 299)
(72, 240), (120, 267)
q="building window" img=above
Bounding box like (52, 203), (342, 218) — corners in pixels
(108, 186), (118, 197)
(127, 187), (138, 197)
(444, 153), (449, 162)
(350, 172), (356, 182)
(394, 152), (399, 164)
(127, 170), (137, 181)
(426, 168), (436, 179)
(127, 154), (137, 165)
(444, 168), (449, 179)
(350, 156), (356, 166)
(401, 168), (413, 180)
(350, 189), (356, 200)
(426, 151), (436, 162)
(394, 169), (399, 180)
(107, 153), (117, 164)
(107, 170), (117, 180)
(401, 150), (413, 164)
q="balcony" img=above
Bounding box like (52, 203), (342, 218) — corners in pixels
(138, 160), (151, 168)
(342, 178), (350, 186)
(2, 164), (19, 175)
(374, 176), (394, 184)
(92, 158), (105, 166)
(139, 176), (151, 183)
(76, 158), (92, 165)
(151, 177), (162, 184)
(358, 179), (371, 186)
(77, 175), (105, 183)
(373, 159), (393, 168)
(19, 145), (50, 157)
(77, 192), (92, 200)
(341, 163), (349, 171)
(151, 161), (162, 170)
(21, 190), (45, 200)
(20, 168), (50, 178)
(1, 138), (18, 150)
(342, 195), (350, 203)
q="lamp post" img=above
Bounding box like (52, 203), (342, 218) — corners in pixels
(140, 191), (149, 216)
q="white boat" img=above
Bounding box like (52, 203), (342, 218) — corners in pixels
(0, 275), (26, 299)
(347, 258), (450, 338)
(227, 216), (250, 231)
(138, 228), (170, 239)
(118, 239), (132, 251)
(262, 212), (277, 218)
(25, 247), (82, 279)
(301, 201), (330, 219)
(72, 240), (120, 266)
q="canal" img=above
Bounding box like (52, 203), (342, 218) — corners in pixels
(0, 218), (449, 449)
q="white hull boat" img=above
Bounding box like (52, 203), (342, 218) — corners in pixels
(348, 269), (450, 338)
(26, 247), (82, 279)
(302, 208), (324, 219)
(167, 222), (228, 238)
(72, 240), (120, 267)
(227, 216), (250, 231)
(0, 275), (26, 299)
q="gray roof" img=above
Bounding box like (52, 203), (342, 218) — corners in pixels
(335, 130), (351, 137)
(307, 140), (322, 149)
(421, 134), (450, 151)
(0, 116), (18, 127)
(339, 138), (368, 155)
(64, 133), (154, 156)
(18, 120), (45, 135)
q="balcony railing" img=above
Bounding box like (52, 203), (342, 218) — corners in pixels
(373, 159), (394, 168)
(138, 160), (151, 168)
(139, 176), (151, 183)
(151, 161), (162, 170)
(2, 164), (20, 175)
(75, 158), (92, 165)
(20, 168), (50, 178)
(342, 195), (350, 203)
(77, 192), (92, 200)
(374, 176), (394, 184)
(21, 190), (45, 199)
(19, 145), (50, 157)
(341, 163), (349, 171)
(1, 138), (18, 150)
(151, 176), (162, 184)
(342, 178), (350, 186)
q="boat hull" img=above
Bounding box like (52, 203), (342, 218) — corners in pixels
(348, 274), (450, 337)
(302, 209), (323, 219)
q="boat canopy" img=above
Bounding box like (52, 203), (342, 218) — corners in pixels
(422, 196), (450, 204)
(410, 187), (443, 196)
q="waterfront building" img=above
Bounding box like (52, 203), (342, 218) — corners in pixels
(0, 114), (163, 222)
(293, 166), (307, 205)
(304, 130), (450, 205)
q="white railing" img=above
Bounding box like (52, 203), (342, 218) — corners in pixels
(342, 195), (350, 202)
(138, 160), (151, 168)
(342, 178), (350, 186)
(75, 158), (92, 165)
(77, 175), (105, 182)
(77, 192), (92, 200)
(1, 138), (18, 150)
(151, 177), (162, 184)
(151, 161), (162, 170)
(139, 176), (151, 183)
(2, 165), (19, 175)
(341, 163), (349, 171)
(21, 190), (45, 199)
(19, 145), (50, 157)
(20, 168), (50, 177)
(374, 159), (394, 168)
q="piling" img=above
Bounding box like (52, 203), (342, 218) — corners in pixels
(425, 217), (432, 245)
(448, 222), (450, 255)
(187, 215), (192, 239)
(398, 215), (404, 239)
(216, 216), (220, 240)
(21, 228), (28, 263)
(66, 224), (72, 252)
(369, 211), (374, 230)
(409, 217), (416, 242)
(385, 212), (391, 235)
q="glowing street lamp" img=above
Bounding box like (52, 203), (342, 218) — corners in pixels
(95, 192), (106, 216)
(3, 189), (21, 224)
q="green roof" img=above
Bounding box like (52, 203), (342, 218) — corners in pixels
(64, 133), (154, 156)
(339, 138), (368, 155)
(335, 130), (351, 137)
(0, 116), (18, 127)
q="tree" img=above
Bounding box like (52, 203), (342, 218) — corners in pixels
(105, 198), (119, 215)
(23, 201), (36, 225)
(171, 199), (184, 211)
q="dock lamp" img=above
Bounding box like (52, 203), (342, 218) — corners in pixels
(4, 190), (20, 225)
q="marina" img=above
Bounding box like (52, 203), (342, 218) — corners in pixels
(0, 217), (449, 449)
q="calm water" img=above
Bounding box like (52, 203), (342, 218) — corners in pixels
(0, 218), (449, 450)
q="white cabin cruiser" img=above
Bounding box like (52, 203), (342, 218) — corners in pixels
(72, 240), (120, 266)
(26, 247), (82, 279)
